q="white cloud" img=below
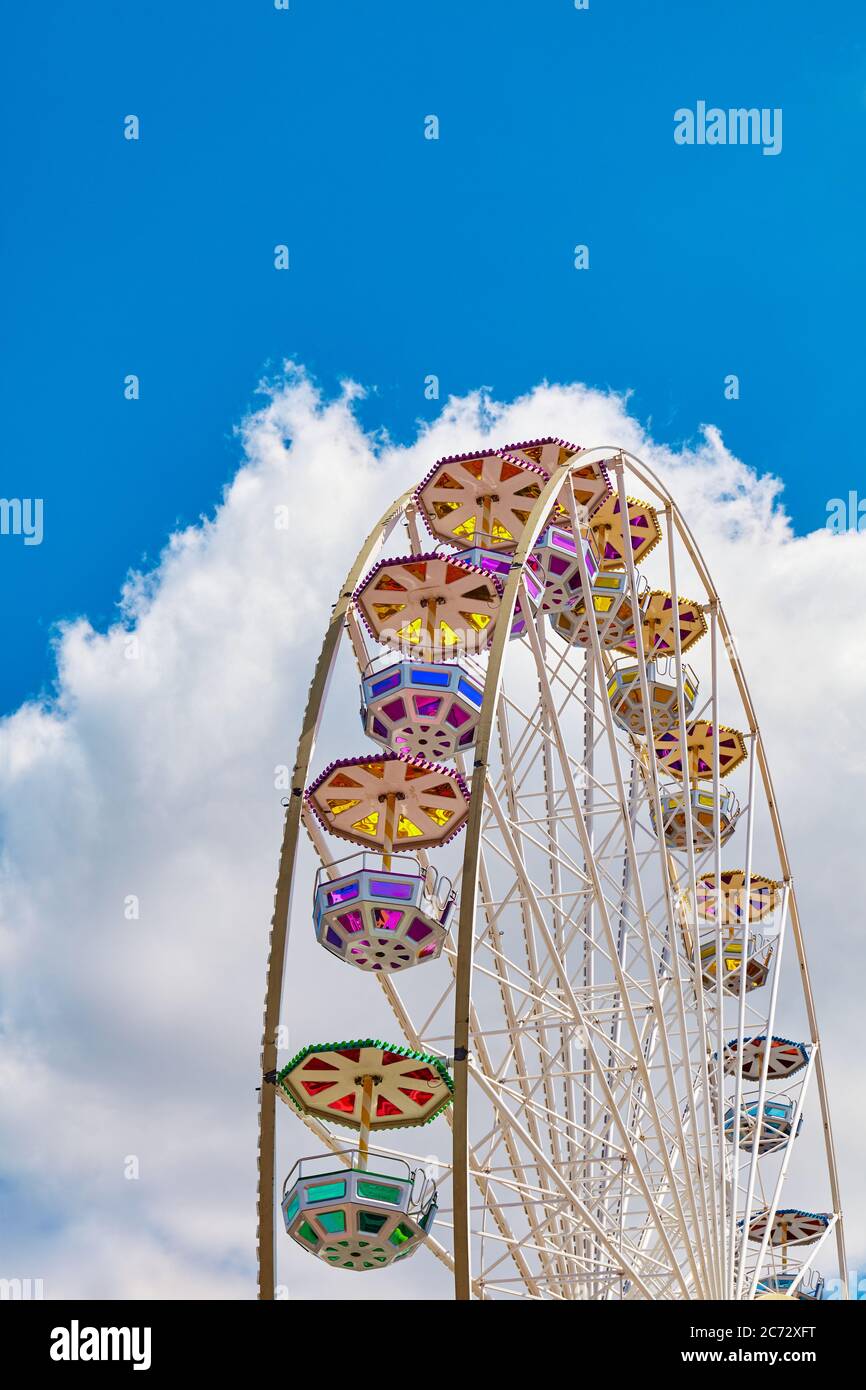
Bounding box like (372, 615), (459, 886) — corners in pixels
(1, 363), (864, 1298)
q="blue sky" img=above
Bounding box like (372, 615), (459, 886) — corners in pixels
(1, 0), (864, 714)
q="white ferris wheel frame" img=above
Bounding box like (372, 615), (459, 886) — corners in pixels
(256, 447), (847, 1302)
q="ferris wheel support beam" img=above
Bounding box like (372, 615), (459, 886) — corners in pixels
(537, 622), (583, 1290)
(468, 1062), (658, 1298)
(459, 773), (578, 1298)
(582, 642), (598, 1296)
(477, 1197), (594, 1286)
(625, 666), (717, 1243)
(403, 495), (424, 552)
(509, 590), (696, 1296)
(488, 713), (578, 1295)
(489, 722), (697, 1189)
(452, 459), (588, 1300)
(483, 774), (675, 1142)
(657, 637), (723, 1289)
(460, 896), (563, 1296)
(619, 474), (719, 1293)
(568, 475), (715, 1295)
(345, 606), (371, 671)
(710, 606), (730, 1297)
(469, 811), (606, 1301)
(603, 757), (639, 1159)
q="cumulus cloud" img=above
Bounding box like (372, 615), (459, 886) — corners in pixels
(0, 363), (863, 1299)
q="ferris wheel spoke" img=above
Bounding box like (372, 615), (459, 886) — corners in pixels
(600, 489), (723, 1291)
(457, 972), (572, 1294)
(468, 1063), (676, 1298)
(479, 776), (696, 1295)
(477, 845), (593, 1288)
(475, 1195), (585, 1287)
(462, 819), (582, 1293)
(519, 585), (714, 1295)
(484, 723), (582, 1163)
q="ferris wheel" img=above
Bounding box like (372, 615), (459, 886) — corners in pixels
(256, 440), (846, 1301)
